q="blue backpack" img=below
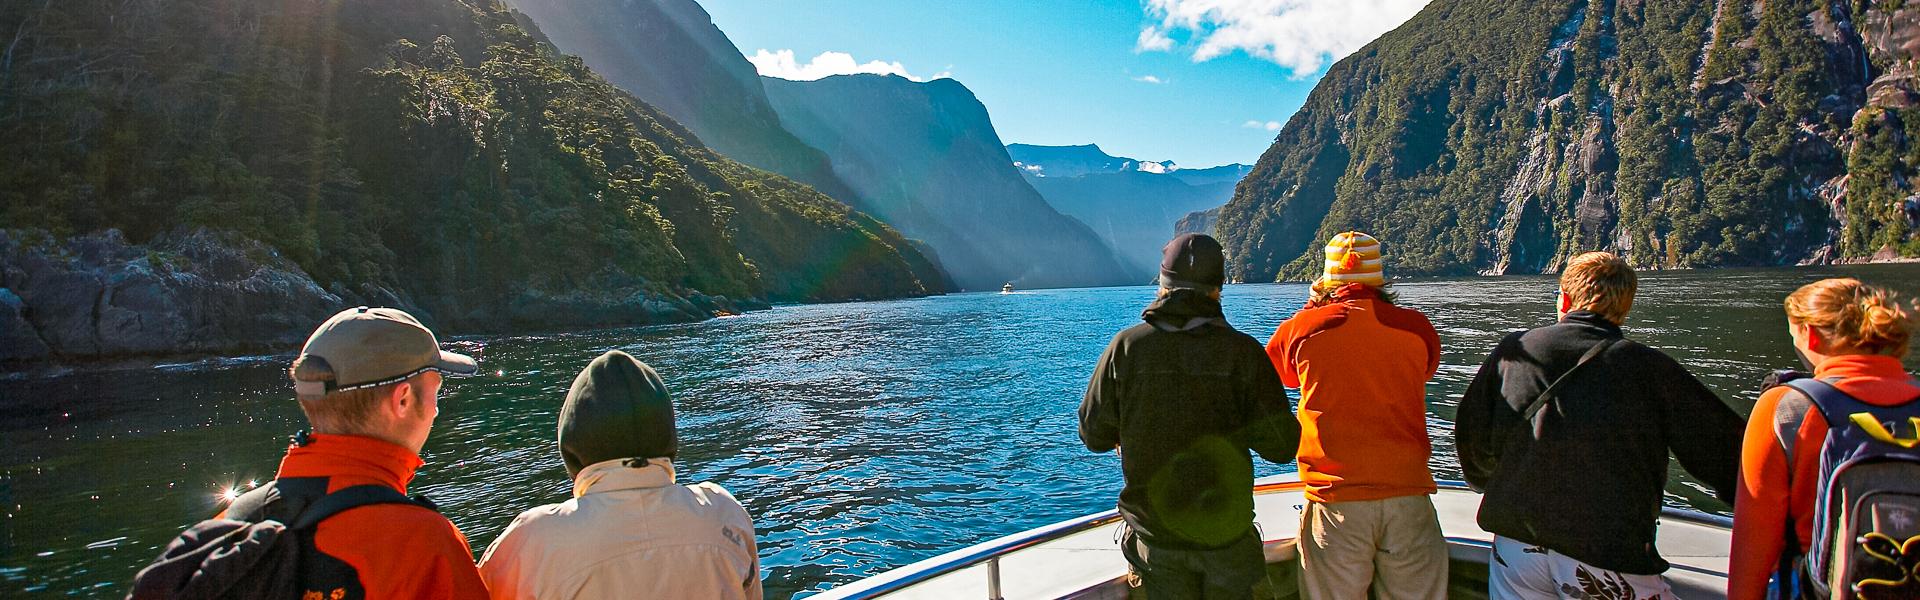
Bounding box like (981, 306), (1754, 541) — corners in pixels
(1780, 378), (1920, 600)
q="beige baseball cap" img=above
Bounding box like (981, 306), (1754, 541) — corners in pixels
(291, 306), (477, 397)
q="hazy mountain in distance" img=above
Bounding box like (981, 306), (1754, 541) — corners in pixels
(1005, 143), (1174, 178)
(1008, 144), (1249, 276)
(764, 74), (1137, 290)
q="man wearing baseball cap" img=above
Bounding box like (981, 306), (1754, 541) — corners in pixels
(218, 306), (488, 600)
(1079, 233), (1300, 598)
(1267, 231), (1447, 599)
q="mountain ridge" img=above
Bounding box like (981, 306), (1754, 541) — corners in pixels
(764, 74), (1138, 290)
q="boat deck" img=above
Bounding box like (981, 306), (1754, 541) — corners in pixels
(813, 475), (1732, 599)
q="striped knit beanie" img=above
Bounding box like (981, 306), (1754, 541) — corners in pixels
(1319, 231), (1385, 289)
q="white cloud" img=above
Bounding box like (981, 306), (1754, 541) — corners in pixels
(1133, 74), (1167, 84)
(748, 49), (935, 82)
(1136, 26), (1175, 51)
(1243, 120), (1283, 131)
(1140, 0), (1432, 76)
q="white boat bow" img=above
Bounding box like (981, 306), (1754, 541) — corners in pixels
(810, 474), (1732, 599)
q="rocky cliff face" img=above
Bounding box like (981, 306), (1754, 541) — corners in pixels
(0, 229), (339, 362)
(763, 75), (1137, 290)
(0, 229), (757, 364)
(1216, 0), (1920, 282)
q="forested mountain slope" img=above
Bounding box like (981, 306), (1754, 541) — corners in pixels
(499, 0), (868, 207)
(1216, 0), (1920, 282)
(0, 0), (943, 362)
(764, 75), (1137, 290)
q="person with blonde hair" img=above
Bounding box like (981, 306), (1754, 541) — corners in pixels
(1267, 231), (1447, 600)
(1728, 278), (1919, 599)
(1456, 252), (1744, 600)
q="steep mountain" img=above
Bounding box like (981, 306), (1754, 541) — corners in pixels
(498, 0), (863, 205)
(1006, 143), (1174, 177)
(1216, 0), (1920, 283)
(0, 0), (943, 362)
(1176, 208), (1222, 238)
(763, 75), (1137, 290)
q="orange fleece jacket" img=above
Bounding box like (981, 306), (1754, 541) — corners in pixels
(1267, 284), (1441, 503)
(231, 434), (491, 600)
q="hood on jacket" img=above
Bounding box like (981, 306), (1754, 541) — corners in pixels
(558, 350), (677, 477)
(1143, 288), (1227, 332)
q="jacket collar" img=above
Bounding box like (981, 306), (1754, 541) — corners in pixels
(571, 457), (676, 498)
(1559, 310), (1624, 337)
(275, 433), (424, 492)
(1327, 283), (1381, 303)
(1142, 288), (1227, 331)
(1814, 354), (1914, 381)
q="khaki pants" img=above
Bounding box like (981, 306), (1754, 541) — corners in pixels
(1297, 494), (1448, 600)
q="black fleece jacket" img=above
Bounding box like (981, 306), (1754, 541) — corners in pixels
(1078, 289), (1301, 550)
(1455, 311), (1743, 574)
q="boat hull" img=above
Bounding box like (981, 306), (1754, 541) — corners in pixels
(811, 474), (1731, 599)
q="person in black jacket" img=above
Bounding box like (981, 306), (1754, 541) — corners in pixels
(1079, 233), (1301, 600)
(1455, 252), (1743, 599)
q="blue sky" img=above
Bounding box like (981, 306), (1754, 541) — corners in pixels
(701, 0), (1431, 169)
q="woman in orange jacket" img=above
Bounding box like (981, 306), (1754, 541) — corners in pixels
(1728, 278), (1918, 599)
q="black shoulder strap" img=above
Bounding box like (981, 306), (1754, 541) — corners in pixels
(289, 485), (431, 530)
(1521, 338), (1620, 422)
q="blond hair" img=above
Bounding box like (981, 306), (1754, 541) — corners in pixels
(1784, 278), (1914, 357)
(1560, 252), (1637, 324)
(291, 355), (400, 435)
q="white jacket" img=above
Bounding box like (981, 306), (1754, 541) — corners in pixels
(478, 458), (763, 600)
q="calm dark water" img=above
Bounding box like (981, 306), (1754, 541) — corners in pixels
(3, 264), (1917, 598)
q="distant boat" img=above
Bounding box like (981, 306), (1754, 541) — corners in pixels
(1001, 282), (1014, 294)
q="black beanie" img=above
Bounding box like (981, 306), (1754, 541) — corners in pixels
(557, 350), (677, 477)
(1160, 233), (1226, 288)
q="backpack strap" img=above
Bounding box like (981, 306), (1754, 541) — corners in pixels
(289, 484), (434, 530)
(1784, 378), (1880, 434)
(1520, 338), (1619, 422)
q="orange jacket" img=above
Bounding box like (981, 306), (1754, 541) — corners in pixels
(230, 434), (491, 600)
(1267, 284), (1440, 503)
(1728, 355), (1920, 599)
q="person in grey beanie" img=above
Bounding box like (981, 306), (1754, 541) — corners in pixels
(478, 350), (762, 600)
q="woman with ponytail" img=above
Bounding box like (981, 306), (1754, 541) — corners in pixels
(1728, 278), (1920, 599)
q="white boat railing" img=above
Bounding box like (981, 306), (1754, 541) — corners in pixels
(810, 508), (1126, 600)
(807, 478), (1733, 600)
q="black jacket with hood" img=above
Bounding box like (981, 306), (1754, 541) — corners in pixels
(1078, 289), (1301, 550)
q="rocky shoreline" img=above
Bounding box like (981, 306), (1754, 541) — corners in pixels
(0, 228), (779, 374)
